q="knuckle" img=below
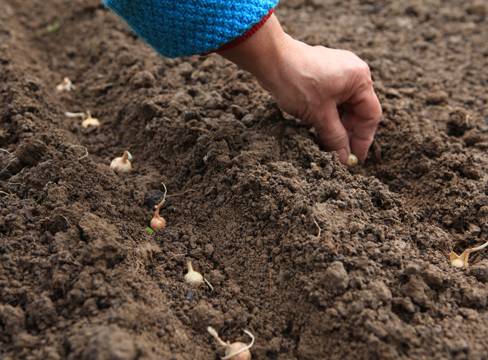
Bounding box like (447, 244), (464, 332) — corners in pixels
(323, 133), (349, 151)
(353, 65), (374, 92)
(356, 61), (371, 78)
(373, 103), (383, 122)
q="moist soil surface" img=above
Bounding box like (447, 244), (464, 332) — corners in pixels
(1, 0), (487, 359)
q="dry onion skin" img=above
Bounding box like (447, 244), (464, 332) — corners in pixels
(450, 240), (488, 268)
(110, 151), (132, 174)
(150, 210), (166, 231)
(207, 326), (255, 360)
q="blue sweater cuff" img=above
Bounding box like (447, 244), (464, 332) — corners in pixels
(103, 0), (279, 58)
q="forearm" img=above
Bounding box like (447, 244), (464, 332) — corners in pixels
(103, 0), (279, 57)
(219, 14), (288, 92)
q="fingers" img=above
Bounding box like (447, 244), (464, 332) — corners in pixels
(345, 85), (382, 161)
(314, 103), (350, 163)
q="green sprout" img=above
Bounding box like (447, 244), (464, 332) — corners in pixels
(46, 20), (61, 34)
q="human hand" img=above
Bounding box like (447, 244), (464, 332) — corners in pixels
(221, 15), (382, 164)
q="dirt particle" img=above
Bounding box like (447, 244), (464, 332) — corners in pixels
(130, 70), (155, 89)
(78, 213), (126, 266)
(15, 140), (47, 166)
(461, 286), (487, 308)
(392, 297), (416, 315)
(447, 109), (472, 137)
(204, 243), (214, 256)
(469, 260), (488, 283)
(369, 280), (392, 304)
(13, 331), (38, 350)
(190, 301), (224, 331)
(466, 3), (486, 18)
(321, 261), (349, 294)
(421, 264), (447, 289)
(401, 276), (431, 306)
(425, 90), (448, 105)
(144, 190), (165, 210)
(240, 114), (255, 127)
(0, 304), (25, 337)
(80, 325), (138, 360)
(25, 293), (56, 330)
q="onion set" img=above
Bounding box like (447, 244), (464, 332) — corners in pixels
(450, 240), (488, 268)
(110, 151), (133, 173)
(207, 326), (254, 360)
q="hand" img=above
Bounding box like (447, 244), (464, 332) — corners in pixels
(220, 15), (382, 164)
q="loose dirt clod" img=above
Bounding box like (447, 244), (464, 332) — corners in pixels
(207, 326), (254, 360)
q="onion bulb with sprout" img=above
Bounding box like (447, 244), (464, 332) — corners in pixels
(347, 153), (358, 167)
(150, 183), (167, 231)
(110, 151), (132, 173)
(56, 77), (75, 92)
(184, 260), (204, 287)
(207, 326), (255, 360)
(81, 111), (100, 128)
(450, 240), (488, 268)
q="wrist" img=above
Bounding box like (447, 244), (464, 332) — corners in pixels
(219, 14), (290, 92)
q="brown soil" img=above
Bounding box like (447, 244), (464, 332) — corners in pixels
(1, 0), (487, 359)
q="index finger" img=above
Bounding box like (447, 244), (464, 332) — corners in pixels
(344, 86), (382, 161)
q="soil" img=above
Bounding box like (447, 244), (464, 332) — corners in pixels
(0, 0), (487, 359)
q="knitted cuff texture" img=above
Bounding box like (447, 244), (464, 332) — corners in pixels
(103, 0), (279, 58)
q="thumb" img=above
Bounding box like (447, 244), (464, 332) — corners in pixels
(314, 103), (350, 163)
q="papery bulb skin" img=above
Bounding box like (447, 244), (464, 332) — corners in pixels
(110, 151), (132, 173)
(150, 214), (166, 231)
(225, 343), (251, 360)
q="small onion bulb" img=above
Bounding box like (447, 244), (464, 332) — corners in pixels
(449, 241), (487, 268)
(224, 342), (252, 360)
(451, 258), (465, 268)
(150, 209), (166, 231)
(347, 153), (358, 167)
(56, 77), (75, 92)
(207, 326), (255, 360)
(110, 151), (132, 173)
(81, 111), (101, 128)
(150, 183), (167, 231)
(184, 261), (204, 287)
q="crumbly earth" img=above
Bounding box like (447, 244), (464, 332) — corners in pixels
(0, 0), (487, 359)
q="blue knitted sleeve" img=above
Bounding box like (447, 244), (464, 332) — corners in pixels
(103, 0), (279, 58)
